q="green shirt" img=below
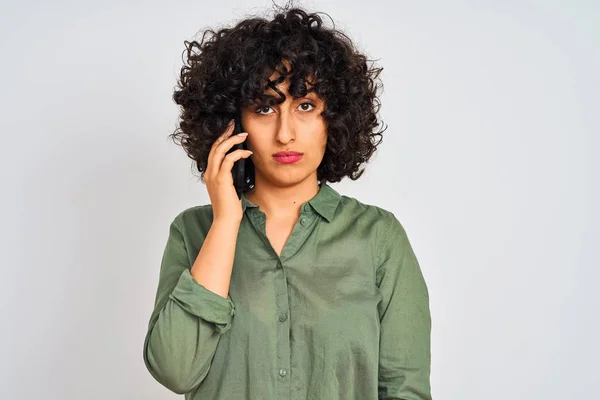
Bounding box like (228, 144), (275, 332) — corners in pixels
(143, 183), (432, 399)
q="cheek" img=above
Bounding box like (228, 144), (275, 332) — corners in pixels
(319, 133), (328, 153)
(246, 137), (267, 161)
(245, 136), (257, 152)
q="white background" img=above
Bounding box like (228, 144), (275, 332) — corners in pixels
(1, 0), (597, 398)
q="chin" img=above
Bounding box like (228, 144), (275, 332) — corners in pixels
(259, 169), (317, 188)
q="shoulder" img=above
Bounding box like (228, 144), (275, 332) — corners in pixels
(333, 192), (409, 251)
(336, 192), (402, 232)
(170, 204), (214, 232)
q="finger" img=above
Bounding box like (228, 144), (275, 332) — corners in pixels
(209, 133), (248, 179)
(218, 149), (253, 177)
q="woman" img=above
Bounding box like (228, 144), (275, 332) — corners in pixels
(143, 6), (432, 400)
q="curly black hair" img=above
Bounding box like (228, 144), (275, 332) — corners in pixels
(168, 3), (386, 188)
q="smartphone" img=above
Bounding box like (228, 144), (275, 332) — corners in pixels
(228, 115), (247, 199)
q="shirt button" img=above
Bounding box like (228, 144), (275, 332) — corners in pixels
(303, 204), (310, 212)
(279, 368), (287, 377)
(278, 312), (288, 322)
(276, 262), (282, 269)
(300, 217), (307, 226)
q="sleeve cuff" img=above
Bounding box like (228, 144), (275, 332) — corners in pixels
(169, 268), (236, 334)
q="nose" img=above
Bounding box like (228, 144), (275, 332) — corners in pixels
(275, 108), (295, 145)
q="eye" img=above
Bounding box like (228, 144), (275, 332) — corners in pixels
(253, 101), (316, 115)
(298, 102), (316, 111)
(254, 105), (273, 115)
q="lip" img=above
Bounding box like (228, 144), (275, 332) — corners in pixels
(273, 151), (303, 164)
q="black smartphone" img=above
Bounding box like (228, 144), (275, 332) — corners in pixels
(229, 115), (247, 199)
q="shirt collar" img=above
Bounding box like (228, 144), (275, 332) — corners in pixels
(240, 182), (341, 222)
(240, 191), (259, 213)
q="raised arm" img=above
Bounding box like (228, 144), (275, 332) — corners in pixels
(143, 119), (253, 394)
(142, 216), (240, 394)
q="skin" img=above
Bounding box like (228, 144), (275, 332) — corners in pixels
(241, 73), (327, 215)
(190, 65), (328, 295)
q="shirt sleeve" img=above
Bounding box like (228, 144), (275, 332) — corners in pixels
(376, 213), (432, 400)
(142, 215), (236, 394)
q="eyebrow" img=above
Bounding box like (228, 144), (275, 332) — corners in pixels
(256, 92), (322, 103)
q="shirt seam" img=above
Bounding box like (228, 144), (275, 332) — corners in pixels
(375, 212), (396, 272)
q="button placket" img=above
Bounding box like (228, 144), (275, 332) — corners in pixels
(274, 258), (290, 394)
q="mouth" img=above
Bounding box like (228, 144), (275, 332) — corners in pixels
(273, 151), (303, 164)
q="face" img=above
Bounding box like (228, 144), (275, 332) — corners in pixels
(240, 72), (328, 189)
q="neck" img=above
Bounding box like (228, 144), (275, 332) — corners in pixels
(246, 175), (320, 218)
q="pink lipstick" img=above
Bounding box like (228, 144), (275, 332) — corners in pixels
(273, 151), (303, 164)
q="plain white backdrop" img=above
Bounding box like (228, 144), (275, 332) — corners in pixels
(1, 0), (597, 398)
